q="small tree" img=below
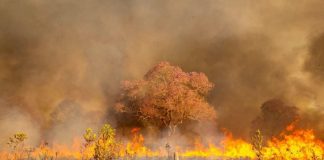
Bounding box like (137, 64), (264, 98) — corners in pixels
(93, 124), (120, 160)
(84, 128), (97, 146)
(82, 128), (97, 160)
(7, 132), (27, 160)
(115, 61), (216, 135)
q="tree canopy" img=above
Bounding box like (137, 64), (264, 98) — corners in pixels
(115, 62), (216, 134)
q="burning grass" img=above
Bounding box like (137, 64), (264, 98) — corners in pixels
(1, 123), (323, 160)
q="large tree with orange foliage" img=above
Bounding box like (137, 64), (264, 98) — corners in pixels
(115, 62), (216, 134)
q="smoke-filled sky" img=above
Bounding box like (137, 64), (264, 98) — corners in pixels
(1, 0), (324, 146)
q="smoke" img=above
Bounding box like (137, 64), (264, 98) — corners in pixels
(305, 33), (324, 80)
(0, 100), (41, 150)
(251, 99), (299, 140)
(0, 0), (324, 145)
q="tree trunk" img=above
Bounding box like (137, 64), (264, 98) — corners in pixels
(168, 125), (177, 136)
(173, 152), (179, 160)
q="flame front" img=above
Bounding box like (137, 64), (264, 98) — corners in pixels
(1, 126), (323, 159)
(120, 128), (162, 157)
(263, 126), (324, 159)
(179, 126), (323, 159)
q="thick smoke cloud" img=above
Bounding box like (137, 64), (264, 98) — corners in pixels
(0, 0), (324, 145)
(0, 100), (41, 149)
(305, 33), (324, 81)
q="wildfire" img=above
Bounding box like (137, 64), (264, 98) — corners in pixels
(1, 125), (323, 159)
(179, 125), (324, 159)
(120, 127), (162, 157)
(179, 132), (255, 158)
(115, 125), (324, 159)
(263, 125), (324, 159)
(31, 139), (82, 159)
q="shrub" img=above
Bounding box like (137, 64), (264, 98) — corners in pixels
(83, 124), (120, 160)
(7, 132), (27, 160)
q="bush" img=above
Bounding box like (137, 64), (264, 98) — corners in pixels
(7, 132), (27, 160)
(83, 124), (120, 160)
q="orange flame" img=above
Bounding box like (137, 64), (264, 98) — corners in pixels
(1, 125), (323, 159)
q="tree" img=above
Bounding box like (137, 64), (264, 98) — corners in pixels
(82, 124), (120, 160)
(251, 99), (299, 140)
(115, 61), (216, 135)
(93, 124), (120, 160)
(82, 128), (97, 160)
(83, 128), (97, 147)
